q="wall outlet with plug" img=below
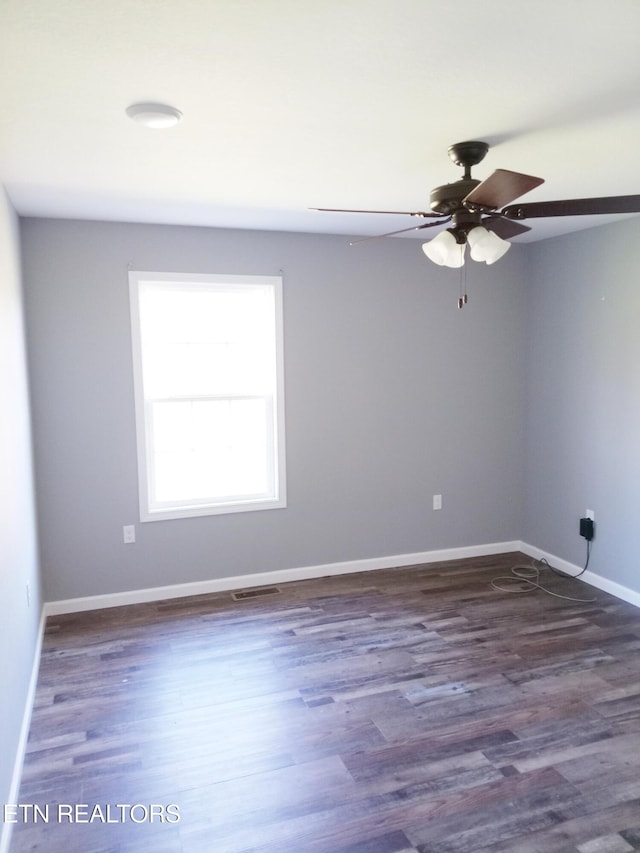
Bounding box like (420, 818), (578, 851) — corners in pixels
(579, 517), (595, 541)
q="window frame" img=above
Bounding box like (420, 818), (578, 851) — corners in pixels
(129, 270), (286, 522)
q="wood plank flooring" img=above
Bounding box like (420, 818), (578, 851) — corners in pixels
(9, 552), (640, 852)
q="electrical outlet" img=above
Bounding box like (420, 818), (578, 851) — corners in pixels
(586, 509), (595, 521)
(579, 517), (594, 541)
(433, 494), (442, 510)
(123, 525), (136, 544)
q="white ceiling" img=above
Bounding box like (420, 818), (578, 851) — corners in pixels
(2, 0), (640, 243)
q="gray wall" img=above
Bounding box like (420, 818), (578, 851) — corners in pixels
(0, 191), (41, 818)
(21, 218), (528, 601)
(523, 216), (640, 590)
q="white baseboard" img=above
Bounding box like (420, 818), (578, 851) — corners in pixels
(45, 540), (522, 616)
(41, 538), (640, 619)
(0, 607), (46, 853)
(520, 541), (640, 609)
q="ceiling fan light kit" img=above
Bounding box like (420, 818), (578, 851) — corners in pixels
(421, 229), (464, 267)
(465, 225), (511, 264)
(422, 223), (511, 268)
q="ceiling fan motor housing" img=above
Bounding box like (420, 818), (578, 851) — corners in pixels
(429, 179), (480, 215)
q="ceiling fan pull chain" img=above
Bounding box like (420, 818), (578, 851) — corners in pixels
(456, 245), (469, 308)
(458, 257), (468, 308)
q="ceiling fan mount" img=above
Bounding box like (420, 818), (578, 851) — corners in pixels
(447, 140), (489, 171)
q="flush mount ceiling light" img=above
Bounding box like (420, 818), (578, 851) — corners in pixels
(126, 102), (182, 129)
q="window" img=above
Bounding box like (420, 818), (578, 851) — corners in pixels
(129, 271), (286, 521)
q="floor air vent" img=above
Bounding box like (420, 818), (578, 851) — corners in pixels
(232, 586), (281, 601)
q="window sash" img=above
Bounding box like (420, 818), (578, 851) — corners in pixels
(146, 394), (276, 510)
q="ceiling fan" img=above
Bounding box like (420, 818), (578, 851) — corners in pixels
(312, 141), (640, 271)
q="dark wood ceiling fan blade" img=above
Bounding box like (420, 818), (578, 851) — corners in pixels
(464, 169), (545, 211)
(501, 195), (640, 220)
(349, 217), (451, 244)
(310, 207), (442, 218)
(482, 216), (531, 239)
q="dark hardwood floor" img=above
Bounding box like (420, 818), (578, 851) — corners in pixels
(10, 552), (640, 852)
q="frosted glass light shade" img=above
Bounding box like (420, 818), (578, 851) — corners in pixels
(422, 230), (465, 267)
(126, 102), (182, 128)
(467, 226), (510, 264)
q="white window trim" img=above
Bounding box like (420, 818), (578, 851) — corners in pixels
(129, 271), (287, 521)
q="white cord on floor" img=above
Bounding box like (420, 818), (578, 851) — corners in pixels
(491, 559), (596, 603)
